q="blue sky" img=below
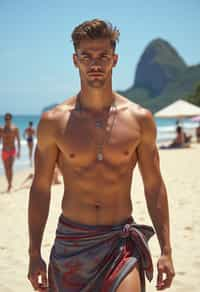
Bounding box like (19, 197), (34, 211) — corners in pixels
(0, 0), (199, 114)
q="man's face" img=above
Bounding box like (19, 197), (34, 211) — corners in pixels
(4, 115), (12, 126)
(73, 38), (118, 88)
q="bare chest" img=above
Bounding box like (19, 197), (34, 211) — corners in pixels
(56, 111), (140, 168)
(1, 129), (16, 143)
(26, 128), (34, 136)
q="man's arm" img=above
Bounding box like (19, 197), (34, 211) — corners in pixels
(0, 127), (2, 143)
(15, 127), (21, 158)
(23, 128), (27, 139)
(28, 113), (58, 291)
(33, 128), (36, 136)
(136, 110), (175, 290)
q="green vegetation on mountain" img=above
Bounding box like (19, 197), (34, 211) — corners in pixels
(186, 83), (200, 106)
(119, 38), (200, 112)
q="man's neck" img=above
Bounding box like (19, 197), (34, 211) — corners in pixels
(78, 88), (115, 113)
(5, 123), (12, 129)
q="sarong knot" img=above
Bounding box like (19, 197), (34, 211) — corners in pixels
(120, 223), (131, 238)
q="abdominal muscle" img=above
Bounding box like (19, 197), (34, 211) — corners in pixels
(62, 198), (132, 226)
(61, 176), (133, 226)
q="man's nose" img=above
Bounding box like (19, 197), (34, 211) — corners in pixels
(90, 58), (102, 67)
(90, 64), (102, 71)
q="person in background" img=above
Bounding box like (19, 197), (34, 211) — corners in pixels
(23, 121), (36, 166)
(196, 122), (200, 143)
(172, 126), (185, 147)
(16, 165), (62, 191)
(171, 126), (191, 147)
(0, 113), (21, 192)
(183, 131), (192, 145)
(51, 165), (62, 185)
(176, 121), (191, 146)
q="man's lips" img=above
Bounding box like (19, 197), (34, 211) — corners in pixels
(87, 73), (104, 77)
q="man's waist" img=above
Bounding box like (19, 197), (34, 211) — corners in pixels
(2, 146), (16, 151)
(62, 202), (132, 226)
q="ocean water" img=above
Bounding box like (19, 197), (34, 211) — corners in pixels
(0, 114), (198, 175)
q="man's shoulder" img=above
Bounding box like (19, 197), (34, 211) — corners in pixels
(38, 96), (76, 136)
(9, 124), (19, 132)
(116, 93), (153, 121)
(41, 96), (75, 122)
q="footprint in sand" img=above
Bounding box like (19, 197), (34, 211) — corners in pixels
(0, 246), (7, 250)
(184, 226), (192, 231)
(176, 271), (186, 276)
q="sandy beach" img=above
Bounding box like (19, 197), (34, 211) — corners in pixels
(0, 144), (200, 292)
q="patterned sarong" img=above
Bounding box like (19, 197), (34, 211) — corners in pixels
(48, 215), (154, 292)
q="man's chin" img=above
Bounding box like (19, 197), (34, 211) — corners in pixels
(87, 79), (105, 88)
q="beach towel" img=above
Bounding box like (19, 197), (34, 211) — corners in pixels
(48, 215), (154, 292)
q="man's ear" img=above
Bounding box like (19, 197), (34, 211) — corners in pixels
(73, 54), (79, 68)
(112, 54), (118, 67)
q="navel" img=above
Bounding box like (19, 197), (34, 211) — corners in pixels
(69, 153), (75, 158)
(123, 150), (129, 156)
(94, 202), (101, 209)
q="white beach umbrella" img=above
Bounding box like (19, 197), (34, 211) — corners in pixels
(154, 99), (200, 119)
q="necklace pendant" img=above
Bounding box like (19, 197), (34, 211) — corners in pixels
(97, 152), (103, 161)
(95, 121), (102, 128)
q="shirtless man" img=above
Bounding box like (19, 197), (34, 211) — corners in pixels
(28, 19), (175, 291)
(0, 113), (21, 192)
(23, 121), (36, 166)
(170, 126), (185, 148)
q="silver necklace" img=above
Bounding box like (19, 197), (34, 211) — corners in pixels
(76, 96), (117, 161)
(96, 102), (116, 161)
(95, 120), (103, 128)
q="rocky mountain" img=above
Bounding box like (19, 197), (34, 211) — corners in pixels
(120, 38), (200, 112)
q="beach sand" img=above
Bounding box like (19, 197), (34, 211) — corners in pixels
(0, 144), (200, 291)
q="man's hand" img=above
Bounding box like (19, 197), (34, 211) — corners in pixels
(28, 255), (48, 292)
(156, 254), (175, 290)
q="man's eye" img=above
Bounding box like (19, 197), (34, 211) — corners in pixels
(79, 55), (89, 62)
(82, 55), (89, 60)
(101, 55), (111, 61)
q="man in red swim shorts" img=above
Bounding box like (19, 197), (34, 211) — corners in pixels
(0, 113), (21, 192)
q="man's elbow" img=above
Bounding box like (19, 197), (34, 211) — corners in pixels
(144, 179), (166, 198)
(145, 181), (167, 206)
(30, 180), (51, 199)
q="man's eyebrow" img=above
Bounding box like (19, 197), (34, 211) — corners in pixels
(77, 50), (90, 55)
(100, 50), (112, 54)
(78, 48), (112, 54)
(82, 51), (91, 54)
